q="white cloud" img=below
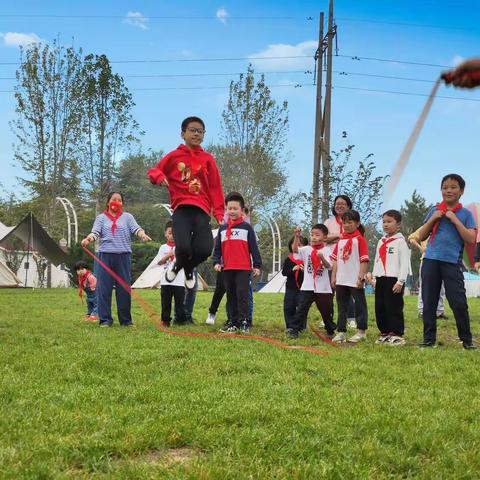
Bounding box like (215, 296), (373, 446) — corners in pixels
(0, 32), (43, 47)
(248, 40), (317, 71)
(216, 7), (228, 24)
(451, 54), (465, 67)
(124, 11), (149, 30)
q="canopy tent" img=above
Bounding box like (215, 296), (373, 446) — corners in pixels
(0, 213), (69, 267)
(258, 271), (286, 293)
(0, 256), (22, 287)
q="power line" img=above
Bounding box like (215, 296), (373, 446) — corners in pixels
(336, 16), (475, 31)
(336, 54), (450, 68)
(0, 14), (296, 20)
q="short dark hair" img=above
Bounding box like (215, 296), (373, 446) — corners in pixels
(243, 206), (250, 215)
(225, 191), (245, 209)
(75, 261), (89, 272)
(106, 191), (124, 205)
(165, 220), (173, 231)
(288, 235), (308, 252)
(331, 195), (353, 216)
(441, 173), (465, 191)
(311, 223), (329, 236)
(181, 116), (205, 132)
(383, 209), (402, 223)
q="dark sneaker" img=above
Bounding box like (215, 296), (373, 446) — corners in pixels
(219, 323), (234, 333)
(418, 341), (436, 348)
(436, 313), (448, 320)
(165, 262), (179, 283)
(239, 321), (250, 333)
(99, 323), (112, 328)
(463, 342), (477, 350)
(287, 329), (299, 339)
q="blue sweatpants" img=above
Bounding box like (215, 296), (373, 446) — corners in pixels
(96, 252), (133, 326)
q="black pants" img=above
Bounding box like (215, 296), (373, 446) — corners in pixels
(223, 270), (250, 327)
(421, 258), (472, 343)
(172, 205), (213, 274)
(209, 270), (227, 314)
(161, 285), (186, 325)
(291, 291), (336, 334)
(336, 285), (368, 332)
(284, 288), (301, 330)
(375, 277), (404, 336)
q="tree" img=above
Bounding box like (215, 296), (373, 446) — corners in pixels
(11, 41), (84, 230)
(79, 54), (141, 211)
(400, 190), (433, 283)
(210, 65), (289, 211)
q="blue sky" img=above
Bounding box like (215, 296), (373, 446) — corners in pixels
(1, 0), (480, 213)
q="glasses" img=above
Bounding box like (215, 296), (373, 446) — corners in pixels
(186, 127), (205, 135)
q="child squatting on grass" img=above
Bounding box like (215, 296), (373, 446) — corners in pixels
(147, 116), (225, 290)
(287, 225), (336, 339)
(75, 261), (98, 322)
(212, 192), (262, 333)
(417, 173), (477, 349)
(370, 210), (411, 346)
(331, 210), (369, 343)
(157, 221), (188, 327)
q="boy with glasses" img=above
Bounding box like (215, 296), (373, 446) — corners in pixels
(148, 117), (225, 289)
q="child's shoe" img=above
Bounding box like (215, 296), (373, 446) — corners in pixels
(332, 332), (346, 343)
(348, 331), (366, 343)
(87, 316), (98, 322)
(388, 335), (406, 346)
(165, 262), (179, 283)
(239, 321), (250, 333)
(375, 334), (390, 344)
(347, 318), (357, 329)
(286, 329), (299, 339)
(184, 270), (196, 290)
(206, 313), (216, 325)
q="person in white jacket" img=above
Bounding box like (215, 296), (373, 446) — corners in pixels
(371, 210), (412, 346)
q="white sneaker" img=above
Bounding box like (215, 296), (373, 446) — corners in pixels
(184, 270), (196, 290)
(375, 335), (390, 345)
(347, 318), (357, 329)
(165, 262), (178, 283)
(388, 335), (406, 346)
(332, 332), (346, 343)
(348, 331), (366, 343)
(206, 313), (216, 325)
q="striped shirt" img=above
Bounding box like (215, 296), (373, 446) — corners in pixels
(91, 212), (142, 253)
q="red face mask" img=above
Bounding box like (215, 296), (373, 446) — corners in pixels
(109, 200), (123, 213)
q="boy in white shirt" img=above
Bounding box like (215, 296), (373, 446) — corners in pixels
(371, 210), (411, 346)
(157, 221), (187, 326)
(288, 224), (336, 339)
(331, 210), (369, 343)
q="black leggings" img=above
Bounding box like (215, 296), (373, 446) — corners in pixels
(209, 270), (227, 314)
(223, 270), (250, 327)
(172, 205), (213, 273)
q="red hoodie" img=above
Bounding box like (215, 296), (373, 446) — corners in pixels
(147, 144), (225, 222)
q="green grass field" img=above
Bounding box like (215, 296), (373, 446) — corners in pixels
(1, 289), (480, 479)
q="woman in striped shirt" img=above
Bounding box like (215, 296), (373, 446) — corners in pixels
(81, 192), (151, 327)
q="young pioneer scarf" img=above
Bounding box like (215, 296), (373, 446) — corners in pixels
(288, 254), (304, 289)
(78, 271), (92, 300)
(103, 201), (123, 235)
(341, 231), (362, 262)
(429, 202), (463, 244)
(379, 237), (399, 270)
(310, 244), (325, 288)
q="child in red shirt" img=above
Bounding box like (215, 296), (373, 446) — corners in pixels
(75, 261), (98, 322)
(147, 116), (224, 289)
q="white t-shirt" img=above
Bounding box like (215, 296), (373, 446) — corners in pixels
(324, 216), (342, 238)
(297, 245), (333, 294)
(331, 235), (369, 288)
(157, 243), (185, 287)
(372, 233), (412, 282)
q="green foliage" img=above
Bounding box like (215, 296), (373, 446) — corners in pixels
(210, 64), (289, 212)
(1, 290), (480, 478)
(131, 241), (160, 282)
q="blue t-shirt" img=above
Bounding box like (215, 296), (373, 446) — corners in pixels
(423, 206), (476, 264)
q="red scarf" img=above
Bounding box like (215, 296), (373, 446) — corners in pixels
(288, 254), (304, 288)
(429, 201), (462, 244)
(78, 271), (91, 299)
(379, 237), (398, 270)
(103, 208), (123, 235)
(166, 241), (175, 248)
(310, 244), (325, 288)
(341, 230), (362, 262)
(335, 216), (344, 234)
(226, 217), (244, 239)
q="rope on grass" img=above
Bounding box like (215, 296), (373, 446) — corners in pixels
(82, 245), (330, 357)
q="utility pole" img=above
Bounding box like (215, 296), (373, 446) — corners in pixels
(311, 0), (336, 223)
(311, 13), (324, 224)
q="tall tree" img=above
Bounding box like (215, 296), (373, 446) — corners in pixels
(11, 41), (84, 229)
(79, 54), (141, 211)
(210, 65), (289, 211)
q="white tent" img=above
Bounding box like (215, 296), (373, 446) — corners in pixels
(0, 258), (22, 287)
(258, 271), (286, 293)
